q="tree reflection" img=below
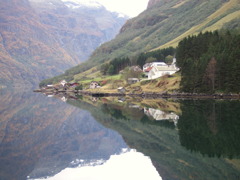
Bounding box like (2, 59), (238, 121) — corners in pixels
(178, 100), (240, 158)
(68, 97), (240, 179)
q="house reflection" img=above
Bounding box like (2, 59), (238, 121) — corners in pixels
(144, 108), (179, 126)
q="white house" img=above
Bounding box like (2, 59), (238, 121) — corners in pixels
(60, 80), (67, 87)
(89, 81), (100, 89)
(143, 65), (153, 77)
(117, 87), (126, 93)
(143, 62), (166, 72)
(143, 62), (173, 77)
(143, 63), (153, 71)
(147, 59), (179, 79)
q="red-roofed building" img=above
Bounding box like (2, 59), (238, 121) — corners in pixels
(143, 66), (153, 76)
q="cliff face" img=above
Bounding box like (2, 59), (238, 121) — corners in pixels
(29, 0), (127, 62)
(147, 0), (162, 8)
(0, 0), (127, 88)
(0, 0), (74, 87)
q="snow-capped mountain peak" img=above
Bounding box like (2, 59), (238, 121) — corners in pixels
(61, 0), (103, 9)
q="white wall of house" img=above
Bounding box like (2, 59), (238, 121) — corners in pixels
(148, 67), (177, 79)
(90, 82), (99, 89)
(143, 62), (167, 71)
(60, 80), (67, 87)
(147, 59), (179, 79)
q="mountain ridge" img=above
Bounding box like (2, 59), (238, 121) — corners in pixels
(0, 0), (127, 88)
(0, 0), (75, 87)
(97, 0), (238, 58)
(40, 0), (240, 86)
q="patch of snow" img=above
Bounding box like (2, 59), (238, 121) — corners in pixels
(117, 12), (128, 18)
(70, 158), (106, 167)
(61, 0), (103, 9)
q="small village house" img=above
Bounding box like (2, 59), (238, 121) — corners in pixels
(143, 66), (153, 77)
(143, 63), (153, 71)
(69, 82), (79, 88)
(127, 78), (140, 84)
(117, 87), (126, 93)
(47, 84), (54, 88)
(60, 80), (67, 87)
(89, 81), (100, 89)
(144, 58), (179, 80)
(143, 62), (167, 77)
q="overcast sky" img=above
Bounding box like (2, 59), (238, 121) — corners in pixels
(96, 0), (149, 17)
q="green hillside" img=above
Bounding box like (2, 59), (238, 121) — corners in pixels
(40, 0), (240, 86)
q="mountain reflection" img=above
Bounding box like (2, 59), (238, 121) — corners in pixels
(0, 90), (127, 180)
(35, 149), (161, 180)
(65, 95), (240, 180)
(1, 90), (240, 180)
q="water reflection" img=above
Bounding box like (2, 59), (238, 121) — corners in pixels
(33, 149), (161, 180)
(144, 108), (179, 126)
(66, 95), (240, 180)
(0, 90), (128, 180)
(178, 100), (240, 158)
(1, 90), (240, 180)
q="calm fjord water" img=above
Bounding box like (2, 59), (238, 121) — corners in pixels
(0, 90), (240, 180)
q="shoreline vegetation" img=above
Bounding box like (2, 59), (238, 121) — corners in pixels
(39, 30), (240, 98)
(33, 88), (240, 100)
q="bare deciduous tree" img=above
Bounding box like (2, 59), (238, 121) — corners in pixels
(204, 57), (217, 92)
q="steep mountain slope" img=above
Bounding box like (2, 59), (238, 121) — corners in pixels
(49, 0), (240, 83)
(0, 0), (127, 88)
(29, 0), (127, 62)
(0, 0), (77, 87)
(91, 0), (240, 62)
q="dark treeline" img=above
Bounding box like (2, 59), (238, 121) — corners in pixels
(100, 57), (130, 75)
(100, 47), (176, 75)
(176, 30), (240, 93)
(136, 47), (176, 67)
(178, 100), (240, 158)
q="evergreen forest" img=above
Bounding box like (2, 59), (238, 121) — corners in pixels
(176, 30), (240, 93)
